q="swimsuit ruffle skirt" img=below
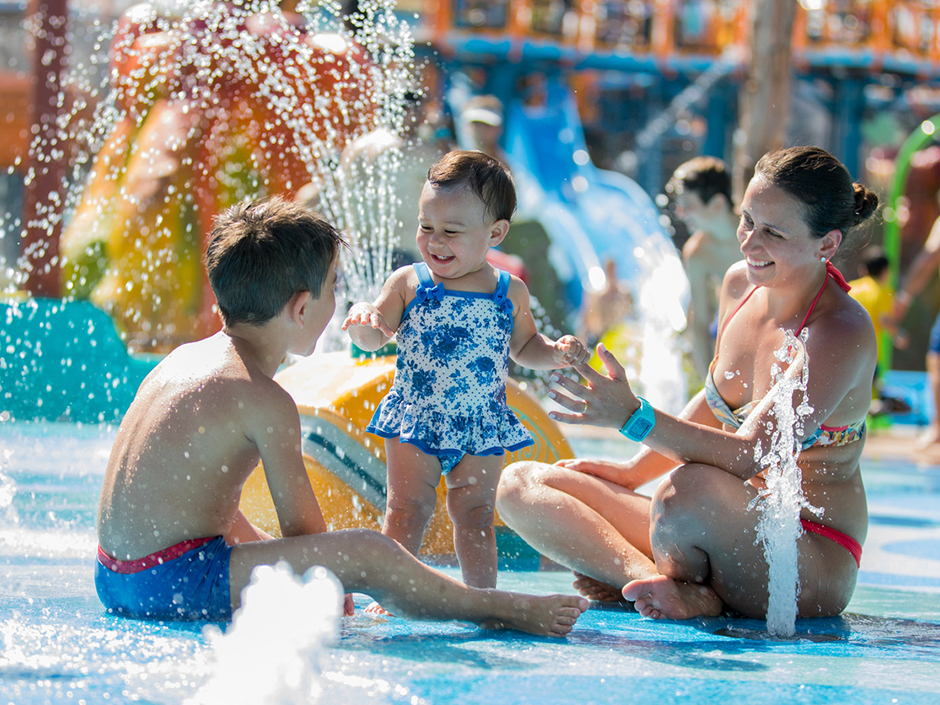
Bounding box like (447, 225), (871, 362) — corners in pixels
(367, 262), (533, 461)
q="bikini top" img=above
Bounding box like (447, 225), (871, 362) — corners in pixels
(703, 262), (865, 450)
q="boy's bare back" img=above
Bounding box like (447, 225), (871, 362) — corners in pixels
(97, 330), (307, 561)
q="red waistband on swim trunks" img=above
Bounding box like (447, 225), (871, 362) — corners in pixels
(97, 536), (217, 574)
(800, 519), (862, 568)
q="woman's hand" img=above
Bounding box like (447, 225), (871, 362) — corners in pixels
(555, 457), (646, 489)
(548, 343), (640, 430)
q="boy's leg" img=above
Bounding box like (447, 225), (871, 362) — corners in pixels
(382, 439), (442, 555)
(444, 454), (503, 588)
(228, 528), (588, 636)
(923, 351), (940, 447)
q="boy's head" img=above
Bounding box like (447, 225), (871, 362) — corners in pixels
(666, 156), (733, 230)
(426, 150), (516, 224)
(858, 245), (890, 280)
(205, 196), (345, 327)
(461, 95), (504, 153)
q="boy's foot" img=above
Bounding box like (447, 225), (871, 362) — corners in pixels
(622, 576), (722, 620)
(572, 572), (625, 603)
(482, 593), (589, 637)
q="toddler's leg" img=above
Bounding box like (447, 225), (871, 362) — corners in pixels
(445, 455), (502, 588)
(383, 439), (442, 555)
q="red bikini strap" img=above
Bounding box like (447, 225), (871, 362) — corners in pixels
(826, 260), (851, 293)
(796, 262), (851, 334)
(717, 286), (759, 343)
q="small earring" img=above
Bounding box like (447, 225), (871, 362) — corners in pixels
(820, 256), (828, 263)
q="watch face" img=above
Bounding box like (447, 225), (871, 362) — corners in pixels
(632, 418), (653, 437)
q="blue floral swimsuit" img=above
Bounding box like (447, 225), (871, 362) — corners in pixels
(367, 262), (534, 474)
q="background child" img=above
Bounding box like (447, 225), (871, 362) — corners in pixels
(848, 246), (910, 415)
(343, 150), (588, 589)
(95, 195), (587, 635)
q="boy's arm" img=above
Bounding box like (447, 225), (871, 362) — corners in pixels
(251, 386), (328, 537)
(683, 241), (717, 379)
(342, 267), (410, 351)
(508, 277), (589, 369)
(226, 510), (276, 544)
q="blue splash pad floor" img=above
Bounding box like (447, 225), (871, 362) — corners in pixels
(2, 422), (939, 704)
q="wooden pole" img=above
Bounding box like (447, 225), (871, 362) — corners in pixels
(732, 0), (796, 204)
(23, 0), (68, 297)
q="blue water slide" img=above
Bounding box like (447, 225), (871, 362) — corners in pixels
(502, 82), (689, 334)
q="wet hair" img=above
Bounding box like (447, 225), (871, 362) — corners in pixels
(426, 150), (516, 223)
(754, 146), (879, 239)
(859, 245), (890, 279)
(667, 156), (732, 207)
(205, 196), (345, 327)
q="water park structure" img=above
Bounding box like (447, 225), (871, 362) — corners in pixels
(4, 0), (940, 547)
(2, 3), (940, 703)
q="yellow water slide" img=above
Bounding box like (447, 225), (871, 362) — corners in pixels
(239, 352), (573, 558)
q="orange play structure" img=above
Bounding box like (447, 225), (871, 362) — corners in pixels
(58, 2), (377, 350)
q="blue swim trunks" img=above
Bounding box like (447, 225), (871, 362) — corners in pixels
(95, 535), (232, 621)
(929, 311), (940, 354)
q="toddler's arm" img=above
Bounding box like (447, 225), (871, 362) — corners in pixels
(342, 268), (410, 351)
(508, 276), (589, 369)
(343, 303), (396, 351)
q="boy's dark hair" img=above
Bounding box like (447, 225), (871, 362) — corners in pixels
(205, 196), (345, 327)
(427, 150), (516, 223)
(667, 156), (732, 207)
(859, 245), (890, 279)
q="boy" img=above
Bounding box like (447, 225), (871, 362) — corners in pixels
(666, 156), (742, 379)
(95, 196), (587, 635)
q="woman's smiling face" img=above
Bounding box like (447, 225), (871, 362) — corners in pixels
(736, 175), (824, 287)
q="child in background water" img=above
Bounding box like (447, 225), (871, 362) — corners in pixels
(343, 150), (588, 588)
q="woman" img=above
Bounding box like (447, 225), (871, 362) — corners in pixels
(496, 146), (879, 620)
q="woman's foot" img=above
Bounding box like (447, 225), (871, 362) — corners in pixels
(622, 576), (722, 620)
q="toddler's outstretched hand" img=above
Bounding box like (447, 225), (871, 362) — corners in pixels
(342, 303), (396, 351)
(342, 303), (395, 337)
(555, 335), (590, 366)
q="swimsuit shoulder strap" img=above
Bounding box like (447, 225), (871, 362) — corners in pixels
(715, 286), (760, 350)
(494, 269), (511, 298)
(797, 262), (852, 334)
(413, 262), (436, 289)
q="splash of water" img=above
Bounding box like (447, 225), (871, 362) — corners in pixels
(748, 329), (819, 638)
(15, 0), (416, 350)
(190, 562), (343, 705)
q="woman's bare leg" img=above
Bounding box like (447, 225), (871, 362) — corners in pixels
(497, 461), (658, 594)
(230, 528), (588, 636)
(624, 464), (762, 619)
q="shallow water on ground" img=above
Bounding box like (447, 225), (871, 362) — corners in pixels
(1, 421), (939, 704)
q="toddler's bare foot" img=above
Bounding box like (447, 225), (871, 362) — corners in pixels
(482, 593), (589, 637)
(622, 576), (722, 620)
(572, 572), (623, 602)
(364, 600), (393, 616)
